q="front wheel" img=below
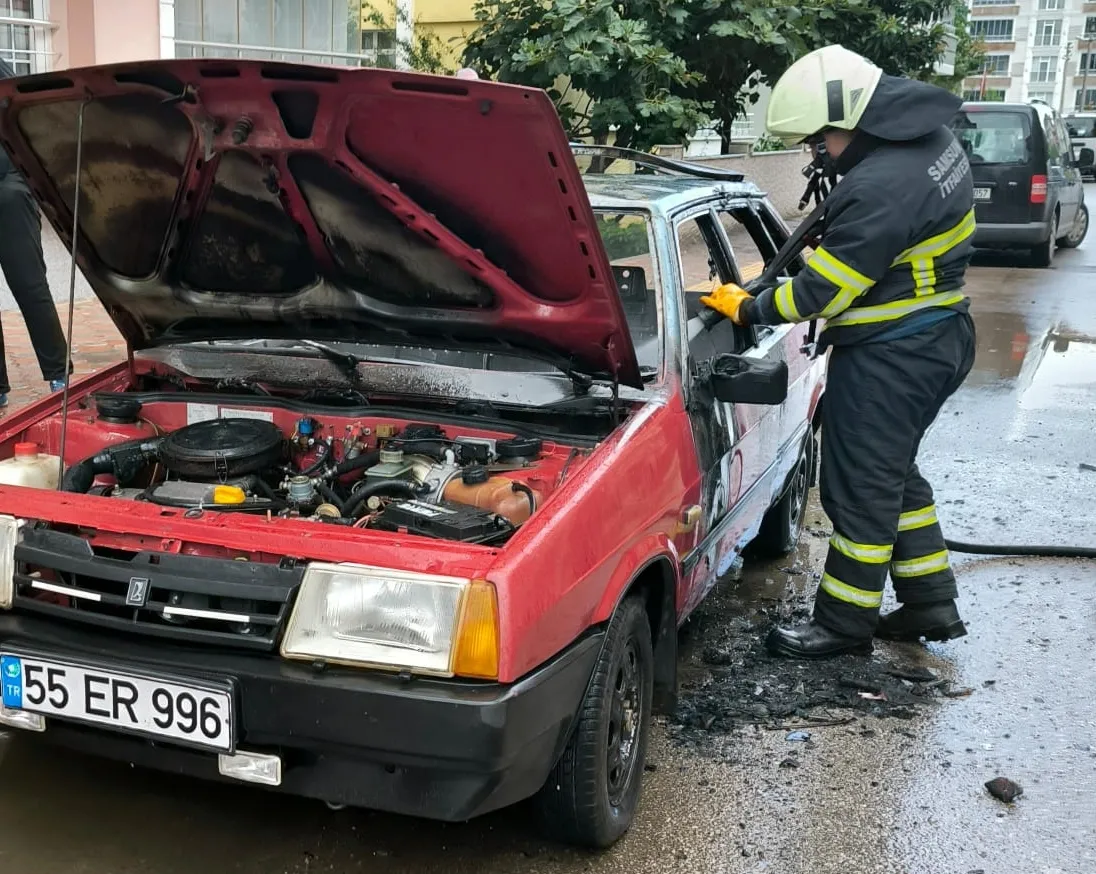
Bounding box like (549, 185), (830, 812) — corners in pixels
(750, 432), (814, 557)
(1057, 203), (1089, 249)
(533, 596), (653, 849)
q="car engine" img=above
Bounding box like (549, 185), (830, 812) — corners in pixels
(56, 405), (557, 546)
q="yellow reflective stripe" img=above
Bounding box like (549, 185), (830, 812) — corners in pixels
(810, 247), (874, 293)
(910, 257), (936, 297)
(893, 210), (977, 264)
(898, 504), (938, 532)
(830, 533), (893, 565)
(774, 280), (802, 321)
(826, 291), (966, 328)
(818, 286), (859, 319)
(820, 573), (884, 608)
(891, 550), (951, 578)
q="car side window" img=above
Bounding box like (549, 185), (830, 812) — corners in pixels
(1044, 113), (1064, 170)
(676, 213), (747, 361)
(714, 203), (805, 348)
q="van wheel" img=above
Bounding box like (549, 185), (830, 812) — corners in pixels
(1030, 214), (1057, 267)
(751, 432), (813, 557)
(533, 596), (653, 849)
(1058, 204), (1089, 249)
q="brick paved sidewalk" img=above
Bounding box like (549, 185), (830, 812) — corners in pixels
(1, 298), (123, 410)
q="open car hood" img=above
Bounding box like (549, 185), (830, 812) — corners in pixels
(0, 60), (641, 387)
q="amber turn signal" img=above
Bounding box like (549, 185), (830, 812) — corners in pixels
(451, 580), (500, 680)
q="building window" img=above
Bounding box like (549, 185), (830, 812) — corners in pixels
(1077, 89), (1096, 111)
(980, 54), (1010, 75)
(0, 0), (50, 75)
(1033, 19), (1062, 47)
(174, 0), (369, 65)
(1028, 91), (1053, 104)
(361, 29), (397, 68)
(1038, 0), (1064, 9)
(970, 20), (1014, 42)
(964, 88), (1007, 102)
(1030, 57), (1057, 83)
(1086, 17), (1096, 39)
(1079, 53), (1096, 73)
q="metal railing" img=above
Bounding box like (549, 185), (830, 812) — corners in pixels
(172, 38), (387, 66)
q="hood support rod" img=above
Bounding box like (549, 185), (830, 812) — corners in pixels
(57, 99), (89, 490)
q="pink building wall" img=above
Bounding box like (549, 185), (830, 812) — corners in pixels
(52, 0), (163, 69)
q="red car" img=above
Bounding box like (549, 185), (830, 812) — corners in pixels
(0, 61), (825, 847)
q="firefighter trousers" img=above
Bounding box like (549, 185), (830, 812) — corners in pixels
(814, 313), (976, 638)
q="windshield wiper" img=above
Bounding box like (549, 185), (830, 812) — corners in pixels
(296, 339), (364, 383)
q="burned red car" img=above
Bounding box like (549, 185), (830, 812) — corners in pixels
(0, 61), (824, 847)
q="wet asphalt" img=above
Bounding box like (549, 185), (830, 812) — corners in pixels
(1, 205), (1095, 873)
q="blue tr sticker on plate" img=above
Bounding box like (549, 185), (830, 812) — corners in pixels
(1, 655), (23, 708)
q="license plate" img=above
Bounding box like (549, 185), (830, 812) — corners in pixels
(0, 653), (234, 752)
(973, 187), (992, 201)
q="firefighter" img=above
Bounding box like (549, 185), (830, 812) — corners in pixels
(700, 45), (977, 658)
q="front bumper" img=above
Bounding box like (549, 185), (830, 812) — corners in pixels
(0, 614), (602, 821)
(973, 221), (1050, 247)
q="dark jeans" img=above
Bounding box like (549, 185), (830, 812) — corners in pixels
(0, 171), (69, 393)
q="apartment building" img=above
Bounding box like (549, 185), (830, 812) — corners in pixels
(966, 0), (1096, 111)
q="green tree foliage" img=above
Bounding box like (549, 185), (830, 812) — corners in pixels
(463, 0), (976, 151)
(462, 0), (708, 151)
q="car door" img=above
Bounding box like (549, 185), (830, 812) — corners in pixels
(711, 200), (819, 518)
(1044, 108), (1079, 229)
(676, 199), (815, 615)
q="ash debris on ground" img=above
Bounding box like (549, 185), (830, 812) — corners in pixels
(670, 547), (962, 749)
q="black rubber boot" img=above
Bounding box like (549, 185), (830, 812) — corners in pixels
(766, 620), (874, 660)
(875, 600), (967, 642)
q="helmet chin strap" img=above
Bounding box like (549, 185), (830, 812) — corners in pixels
(798, 141), (838, 210)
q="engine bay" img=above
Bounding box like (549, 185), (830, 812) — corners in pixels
(21, 393), (579, 546)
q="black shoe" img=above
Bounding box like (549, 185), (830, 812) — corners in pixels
(766, 620), (873, 660)
(875, 601), (967, 642)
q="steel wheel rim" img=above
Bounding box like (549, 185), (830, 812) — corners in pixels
(787, 454), (809, 541)
(606, 638), (642, 807)
(1068, 207), (1088, 246)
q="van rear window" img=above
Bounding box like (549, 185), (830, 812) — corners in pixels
(949, 111), (1031, 165)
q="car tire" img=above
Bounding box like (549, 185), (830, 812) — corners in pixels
(1030, 213), (1058, 268)
(1057, 203), (1089, 249)
(533, 596), (653, 850)
(751, 431), (814, 557)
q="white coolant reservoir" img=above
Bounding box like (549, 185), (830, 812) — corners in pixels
(0, 442), (61, 490)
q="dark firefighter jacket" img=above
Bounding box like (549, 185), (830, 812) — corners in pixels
(741, 75), (974, 347)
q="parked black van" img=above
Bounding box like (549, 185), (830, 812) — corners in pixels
(950, 100), (1088, 267)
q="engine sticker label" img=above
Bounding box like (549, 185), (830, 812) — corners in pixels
(186, 404), (274, 425)
(398, 501), (454, 517)
(220, 407), (275, 423)
(186, 403), (219, 425)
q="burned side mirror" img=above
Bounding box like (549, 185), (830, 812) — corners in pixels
(1079, 147), (1095, 168)
(707, 353), (788, 405)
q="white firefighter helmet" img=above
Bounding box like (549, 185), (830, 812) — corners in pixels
(766, 45), (883, 146)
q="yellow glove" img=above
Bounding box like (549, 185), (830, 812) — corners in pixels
(699, 283), (753, 326)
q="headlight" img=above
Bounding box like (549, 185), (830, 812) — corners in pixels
(280, 563), (499, 679)
(0, 515), (22, 610)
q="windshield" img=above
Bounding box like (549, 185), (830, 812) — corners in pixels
(1064, 115), (1096, 138)
(950, 111), (1031, 165)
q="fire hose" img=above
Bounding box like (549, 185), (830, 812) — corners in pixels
(694, 155), (1095, 561)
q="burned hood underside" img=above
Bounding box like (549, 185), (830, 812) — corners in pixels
(0, 60), (642, 387)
